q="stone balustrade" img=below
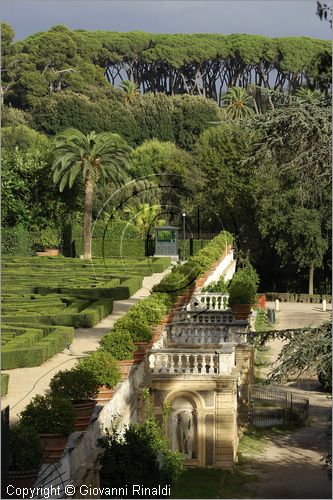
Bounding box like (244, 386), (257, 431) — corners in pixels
(167, 325), (248, 345)
(186, 293), (230, 311)
(148, 347), (235, 376)
(175, 310), (235, 324)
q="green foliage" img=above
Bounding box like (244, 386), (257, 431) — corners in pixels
(33, 225), (61, 249)
(50, 367), (99, 401)
(1, 325), (74, 369)
(1, 106), (31, 127)
(265, 292), (331, 303)
(113, 317), (152, 342)
(77, 350), (121, 388)
(30, 91), (139, 143)
(100, 331), (135, 360)
(268, 322), (331, 391)
(1, 373), (9, 396)
(99, 388), (183, 497)
(202, 276), (229, 293)
(9, 424), (43, 471)
(222, 87), (255, 119)
(248, 94), (331, 289)
(193, 121), (256, 240)
(20, 394), (75, 434)
(1, 125), (49, 152)
(228, 265), (259, 305)
(1, 225), (34, 256)
(1, 146), (72, 230)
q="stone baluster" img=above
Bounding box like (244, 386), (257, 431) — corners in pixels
(185, 354), (190, 373)
(169, 354), (175, 374)
(160, 354), (166, 374)
(200, 327), (205, 344)
(149, 354), (155, 373)
(208, 355), (215, 374)
(193, 354), (199, 374)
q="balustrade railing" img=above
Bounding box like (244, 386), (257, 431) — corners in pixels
(175, 311), (234, 324)
(186, 293), (229, 311)
(148, 349), (235, 375)
(167, 325), (247, 345)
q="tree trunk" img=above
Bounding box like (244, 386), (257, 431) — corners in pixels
(308, 263), (314, 295)
(83, 175), (93, 260)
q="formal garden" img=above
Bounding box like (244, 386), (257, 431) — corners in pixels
(1, 3), (332, 497)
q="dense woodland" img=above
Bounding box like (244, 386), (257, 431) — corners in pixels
(1, 23), (332, 293)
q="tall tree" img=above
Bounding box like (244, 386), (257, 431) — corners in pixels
(248, 92), (331, 293)
(52, 129), (130, 259)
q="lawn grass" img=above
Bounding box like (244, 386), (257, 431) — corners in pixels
(170, 466), (257, 499)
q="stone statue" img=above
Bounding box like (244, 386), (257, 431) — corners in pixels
(176, 409), (194, 458)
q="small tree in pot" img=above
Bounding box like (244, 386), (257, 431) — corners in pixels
(228, 265), (259, 320)
(20, 395), (75, 463)
(49, 367), (99, 432)
(9, 424), (43, 489)
(100, 331), (135, 380)
(77, 350), (121, 404)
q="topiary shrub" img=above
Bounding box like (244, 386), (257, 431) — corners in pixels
(100, 331), (135, 360)
(20, 394), (75, 435)
(228, 265), (259, 305)
(49, 368), (99, 402)
(113, 317), (152, 342)
(9, 424), (43, 471)
(77, 350), (121, 389)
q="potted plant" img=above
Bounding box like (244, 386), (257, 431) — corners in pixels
(100, 331), (135, 380)
(228, 265), (259, 320)
(35, 226), (60, 257)
(20, 395), (75, 463)
(77, 351), (121, 405)
(9, 424), (43, 489)
(49, 368), (99, 431)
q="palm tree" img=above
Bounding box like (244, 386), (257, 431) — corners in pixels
(125, 203), (166, 239)
(222, 87), (254, 120)
(52, 129), (130, 259)
(119, 79), (141, 104)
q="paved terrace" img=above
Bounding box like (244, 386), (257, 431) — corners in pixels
(2, 269), (170, 424)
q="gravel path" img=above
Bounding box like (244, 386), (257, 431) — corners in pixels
(2, 269), (170, 424)
(245, 301), (332, 499)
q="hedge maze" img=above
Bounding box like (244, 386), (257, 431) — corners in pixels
(2, 256), (170, 369)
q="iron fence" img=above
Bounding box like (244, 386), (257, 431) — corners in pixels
(249, 385), (309, 427)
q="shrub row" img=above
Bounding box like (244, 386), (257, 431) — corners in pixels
(99, 231), (233, 360)
(2, 324), (74, 369)
(265, 292), (332, 303)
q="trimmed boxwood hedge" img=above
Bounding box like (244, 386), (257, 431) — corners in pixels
(2, 324), (74, 369)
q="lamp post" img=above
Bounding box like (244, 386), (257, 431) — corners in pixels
(182, 211), (186, 261)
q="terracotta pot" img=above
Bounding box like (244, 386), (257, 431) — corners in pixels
(96, 385), (114, 405)
(230, 304), (252, 320)
(118, 360), (134, 380)
(9, 470), (39, 491)
(73, 400), (96, 431)
(39, 434), (68, 463)
(35, 249), (59, 257)
(134, 341), (149, 351)
(133, 349), (146, 365)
